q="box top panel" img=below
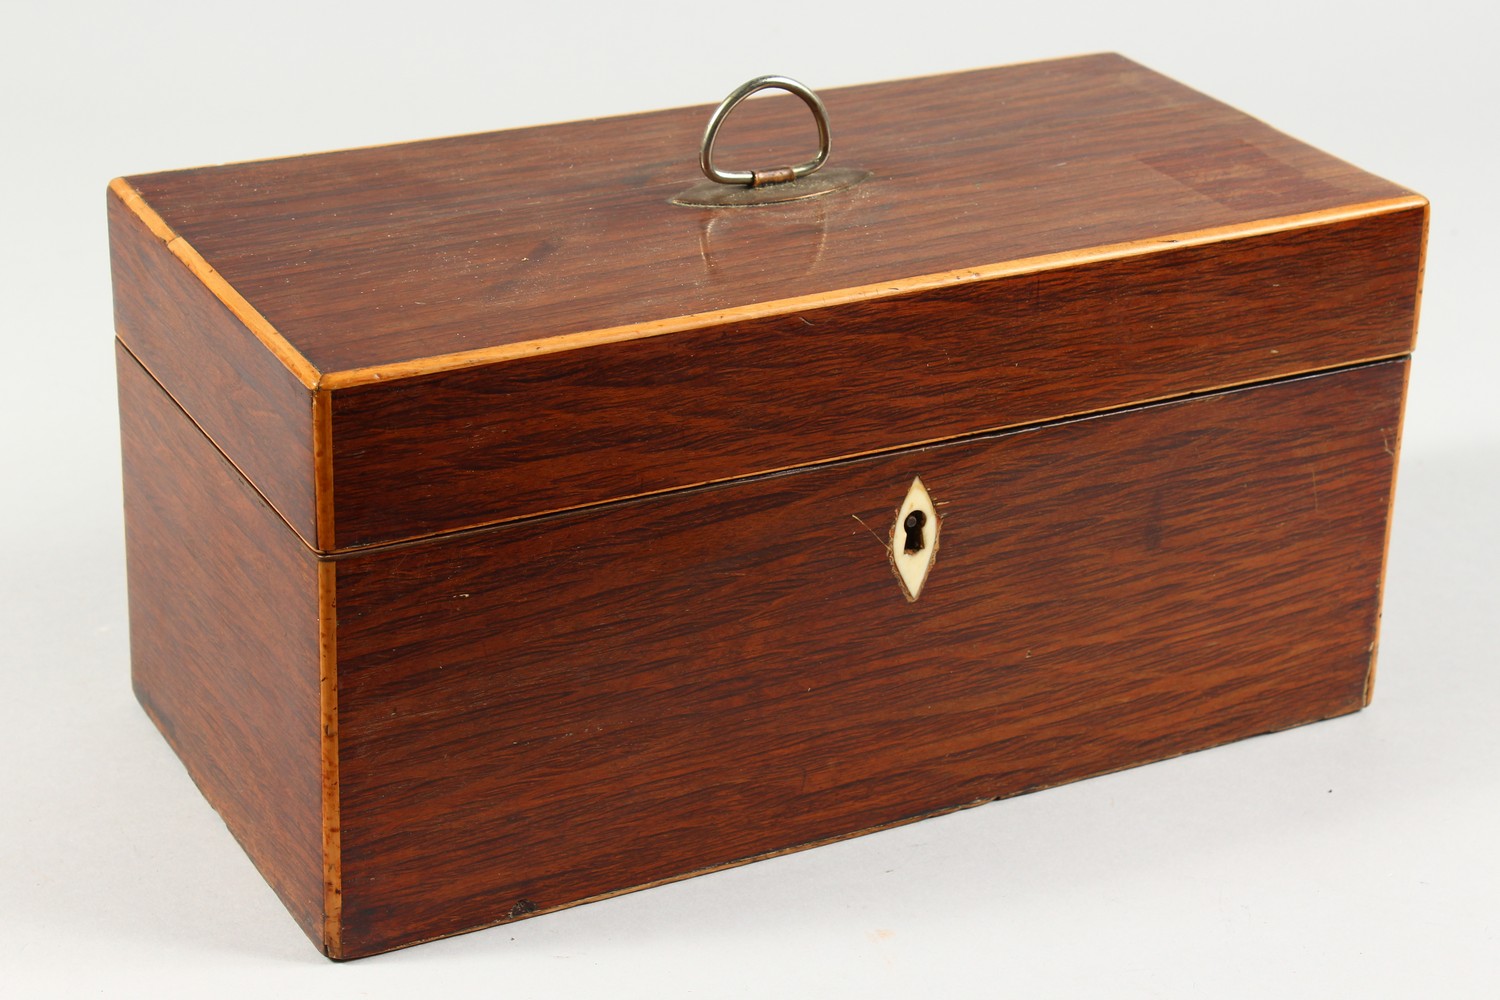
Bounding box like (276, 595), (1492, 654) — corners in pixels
(121, 53), (1413, 386)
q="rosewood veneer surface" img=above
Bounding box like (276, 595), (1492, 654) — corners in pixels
(110, 53), (1425, 958)
(117, 343), (324, 941)
(330, 361), (1406, 955)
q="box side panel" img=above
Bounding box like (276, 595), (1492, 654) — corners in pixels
(1362, 354), (1415, 706)
(117, 343), (326, 949)
(109, 184), (319, 548)
(329, 206), (1423, 549)
(334, 359), (1405, 958)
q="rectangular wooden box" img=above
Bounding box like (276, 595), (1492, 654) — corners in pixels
(110, 54), (1427, 959)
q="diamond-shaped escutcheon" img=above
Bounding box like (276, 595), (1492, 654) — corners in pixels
(891, 476), (940, 602)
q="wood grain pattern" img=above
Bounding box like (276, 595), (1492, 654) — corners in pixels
(327, 205), (1424, 549)
(318, 557), (342, 955)
(110, 54), (1424, 961)
(122, 54), (1414, 377)
(109, 185), (319, 548)
(108, 178), (320, 387)
(306, 197), (1419, 389)
(117, 342), (327, 949)
(331, 359), (1405, 957)
(1361, 356), (1414, 707)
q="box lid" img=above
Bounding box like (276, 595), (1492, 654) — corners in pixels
(109, 53), (1425, 553)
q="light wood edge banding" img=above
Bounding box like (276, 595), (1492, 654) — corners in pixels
(108, 177), (320, 389)
(312, 389), (336, 552)
(1408, 197), (1432, 349)
(319, 195), (1428, 390)
(318, 558), (342, 958)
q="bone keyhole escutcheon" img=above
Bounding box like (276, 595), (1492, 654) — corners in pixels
(891, 477), (940, 602)
(903, 510), (927, 554)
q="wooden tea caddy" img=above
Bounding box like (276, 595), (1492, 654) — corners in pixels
(109, 54), (1427, 958)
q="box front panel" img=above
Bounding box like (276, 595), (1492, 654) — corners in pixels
(333, 360), (1405, 957)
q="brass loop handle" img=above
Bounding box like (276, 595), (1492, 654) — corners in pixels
(699, 76), (831, 188)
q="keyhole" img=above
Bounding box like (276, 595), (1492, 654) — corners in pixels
(903, 509), (927, 554)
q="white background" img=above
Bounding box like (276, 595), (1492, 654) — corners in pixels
(2, 1), (1496, 995)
